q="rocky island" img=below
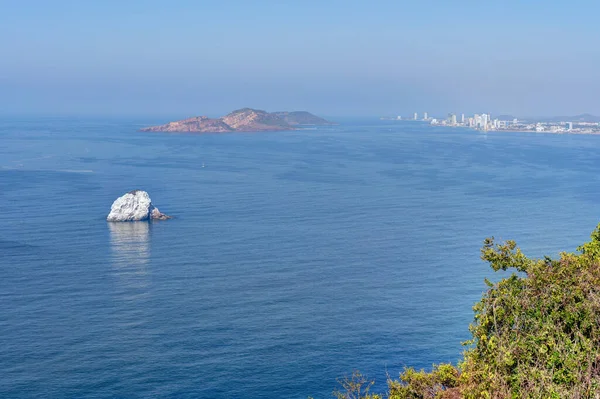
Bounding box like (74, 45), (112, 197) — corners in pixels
(140, 108), (334, 133)
(107, 190), (171, 222)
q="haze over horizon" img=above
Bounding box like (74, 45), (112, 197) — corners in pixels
(2, 0), (599, 118)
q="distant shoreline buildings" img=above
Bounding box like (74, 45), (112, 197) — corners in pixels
(384, 112), (600, 134)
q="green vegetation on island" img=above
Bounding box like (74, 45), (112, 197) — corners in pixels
(326, 224), (600, 399)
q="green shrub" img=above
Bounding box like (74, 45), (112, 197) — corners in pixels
(460, 225), (600, 398)
(332, 370), (382, 399)
(388, 364), (459, 398)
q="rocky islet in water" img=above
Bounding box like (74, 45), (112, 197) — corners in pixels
(106, 190), (171, 222)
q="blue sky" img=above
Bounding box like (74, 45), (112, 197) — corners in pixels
(1, 0), (599, 117)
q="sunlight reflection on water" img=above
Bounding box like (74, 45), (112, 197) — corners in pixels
(108, 222), (151, 300)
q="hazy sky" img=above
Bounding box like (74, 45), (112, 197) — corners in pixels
(1, 0), (599, 117)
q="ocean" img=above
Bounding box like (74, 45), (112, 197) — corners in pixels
(2, 117), (600, 398)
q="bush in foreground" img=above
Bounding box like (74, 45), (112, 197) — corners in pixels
(327, 224), (600, 399)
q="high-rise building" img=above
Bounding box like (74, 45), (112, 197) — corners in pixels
(461, 114), (465, 123)
(482, 114), (489, 130)
(446, 112), (456, 125)
(424, 112), (428, 120)
(567, 122), (573, 131)
(414, 112), (418, 120)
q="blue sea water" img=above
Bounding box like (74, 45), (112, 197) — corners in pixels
(2, 117), (600, 398)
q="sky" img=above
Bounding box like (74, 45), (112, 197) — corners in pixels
(1, 0), (600, 118)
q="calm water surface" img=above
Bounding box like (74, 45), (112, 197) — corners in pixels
(2, 118), (600, 398)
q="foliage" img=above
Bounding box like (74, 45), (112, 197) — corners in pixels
(326, 366), (459, 399)
(460, 225), (600, 398)
(387, 364), (460, 398)
(332, 371), (381, 399)
(325, 223), (600, 399)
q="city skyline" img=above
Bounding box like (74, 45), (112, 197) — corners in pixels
(389, 111), (600, 133)
(393, 111), (600, 121)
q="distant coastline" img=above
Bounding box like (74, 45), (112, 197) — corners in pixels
(382, 112), (600, 135)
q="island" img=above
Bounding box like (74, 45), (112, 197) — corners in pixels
(140, 108), (334, 133)
(106, 190), (171, 222)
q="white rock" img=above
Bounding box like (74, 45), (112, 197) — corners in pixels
(106, 190), (170, 222)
